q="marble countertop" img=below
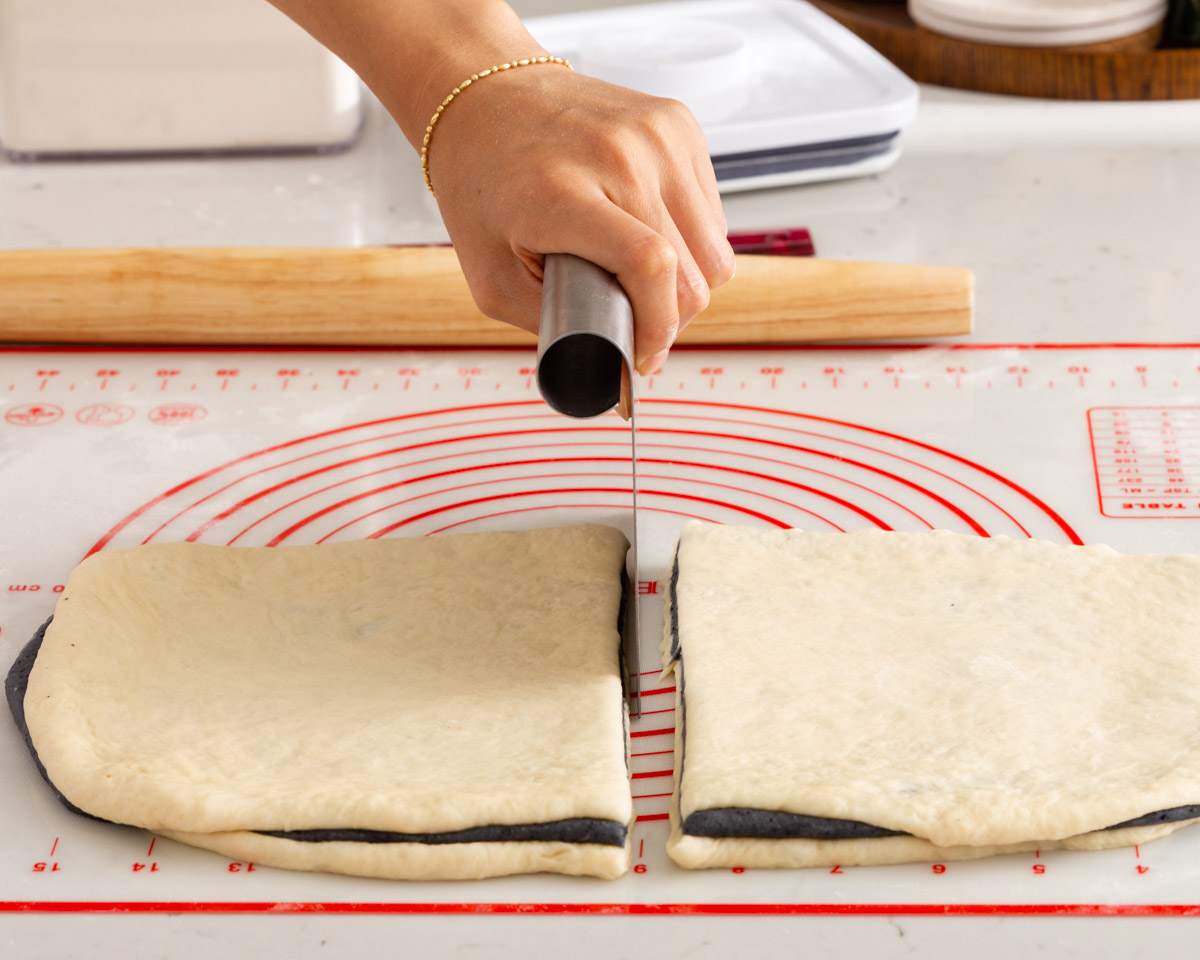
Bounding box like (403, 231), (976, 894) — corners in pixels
(2, 84), (1197, 344)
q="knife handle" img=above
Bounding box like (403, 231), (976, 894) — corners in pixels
(536, 254), (635, 420)
(0, 246), (972, 344)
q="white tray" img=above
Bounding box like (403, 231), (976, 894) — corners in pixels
(525, 0), (919, 192)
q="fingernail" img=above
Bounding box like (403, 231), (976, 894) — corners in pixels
(637, 349), (669, 377)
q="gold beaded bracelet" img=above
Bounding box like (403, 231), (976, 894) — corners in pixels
(420, 55), (573, 196)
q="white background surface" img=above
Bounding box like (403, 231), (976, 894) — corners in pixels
(2, 0), (1200, 955)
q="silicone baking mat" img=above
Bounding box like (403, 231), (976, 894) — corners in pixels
(2, 342), (1200, 915)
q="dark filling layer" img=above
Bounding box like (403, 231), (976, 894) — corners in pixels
(681, 804), (1200, 841)
(6, 618), (626, 849)
(683, 807), (905, 840)
(260, 819), (626, 846)
(666, 552), (681, 663)
(668, 550), (1200, 842)
(5, 619), (101, 822)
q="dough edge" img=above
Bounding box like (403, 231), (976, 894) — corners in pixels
(662, 646), (1200, 869)
(666, 816), (1197, 870)
(158, 828), (632, 881)
(666, 680), (1197, 869)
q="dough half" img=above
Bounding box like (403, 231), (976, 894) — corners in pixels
(14, 524), (634, 880)
(664, 675), (1199, 869)
(663, 523), (1200, 867)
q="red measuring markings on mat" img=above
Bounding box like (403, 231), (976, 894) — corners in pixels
(84, 397), (1082, 557)
(76, 403), (134, 427)
(4, 403), (63, 427)
(1088, 407), (1200, 518)
(148, 403), (207, 425)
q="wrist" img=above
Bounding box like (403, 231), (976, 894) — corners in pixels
(264, 1), (550, 151)
(368, 1), (550, 149)
(419, 56), (572, 195)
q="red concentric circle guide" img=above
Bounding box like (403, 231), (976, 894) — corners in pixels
(88, 399), (1081, 559)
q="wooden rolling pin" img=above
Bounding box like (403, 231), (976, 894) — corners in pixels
(0, 246), (972, 345)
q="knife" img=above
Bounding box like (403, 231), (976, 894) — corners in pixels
(536, 253), (642, 719)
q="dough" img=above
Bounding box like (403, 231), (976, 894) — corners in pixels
(14, 524), (634, 880)
(663, 523), (1200, 868)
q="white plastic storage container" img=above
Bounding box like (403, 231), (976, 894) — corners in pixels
(0, 0), (364, 159)
(526, 0), (920, 193)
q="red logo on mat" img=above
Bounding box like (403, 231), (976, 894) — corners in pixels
(77, 403), (135, 426)
(149, 403), (207, 425)
(5, 403), (63, 426)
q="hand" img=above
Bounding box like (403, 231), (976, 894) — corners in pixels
(425, 65), (736, 375)
(261, 0), (732, 372)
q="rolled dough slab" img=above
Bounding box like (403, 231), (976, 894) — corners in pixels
(663, 523), (1200, 867)
(18, 524), (634, 880)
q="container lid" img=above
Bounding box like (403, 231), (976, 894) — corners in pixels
(525, 0), (919, 157)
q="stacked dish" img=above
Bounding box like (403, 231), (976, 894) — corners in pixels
(909, 0), (1167, 45)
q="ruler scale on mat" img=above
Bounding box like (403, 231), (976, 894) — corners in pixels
(2, 343), (1200, 914)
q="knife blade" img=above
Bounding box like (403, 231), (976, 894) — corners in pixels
(536, 253), (641, 719)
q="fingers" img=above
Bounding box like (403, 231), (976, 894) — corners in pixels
(644, 101), (735, 325)
(463, 182), (728, 376)
(674, 155), (737, 291)
(652, 202), (712, 336)
(598, 103), (733, 348)
(530, 197), (684, 375)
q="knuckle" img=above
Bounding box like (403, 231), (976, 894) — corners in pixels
(464, 270), (524, 326)
(627, 234), (678, 282)
(649, 95), (685, 120)
(594, 126), (643, 180)
(602, 139), (640, 182)
(663, 96), (697, 125)
(470, 283), (509, 322)
(537, 166), (583, 209)
(467, 267), (541, 333)
(708, 252), (736, 288)
(637, 110), (670, 144)
(642, 97), (696, 138)
(680, 278), (710, 321)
